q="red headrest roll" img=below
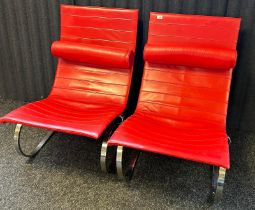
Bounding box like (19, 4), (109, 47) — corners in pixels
(51, 41), (134, 69)
(144, 44), (237, 69)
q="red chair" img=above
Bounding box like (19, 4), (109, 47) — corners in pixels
(0, 5), (138, 157)
(104, 12), (240, 199)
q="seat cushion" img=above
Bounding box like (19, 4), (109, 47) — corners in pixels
(108, 112), (230, 168)
(0, 97), (124, 139)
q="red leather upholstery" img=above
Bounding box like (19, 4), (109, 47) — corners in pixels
(108, 13), (241, 168)
(0, 5), (138, 139)
(52, 41), (134, 69)
(144, 44), (237, 69)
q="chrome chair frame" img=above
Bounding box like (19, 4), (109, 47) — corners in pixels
(14, 124), (54, 157)
(102, 122), (230, 201)
(116, 146), (140, 180)
(100, 116), (124, 173)
(100, 114), (140, 179)
(212, 166), (226, 200)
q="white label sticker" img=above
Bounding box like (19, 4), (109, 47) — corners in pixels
(157, 15), (163, 20)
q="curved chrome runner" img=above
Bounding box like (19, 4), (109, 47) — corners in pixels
(100, 140), (109, 172)
(100, 116), (124, 173)
(116, 146), (125, 178)
(116, 146), (140, 180)
(14, 124), (54, 157)
(212, 166), (226, 200)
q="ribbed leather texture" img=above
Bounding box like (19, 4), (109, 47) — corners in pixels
(52, 41), (134, 69)
(144, 44), (237, 69)
(1, 0), (255, 133)
(60, 5), (137, 51)
(0, 5), (138, 139)
(51, 5), (138, 107)
(148, 13), (240, 49)
(109, 13), (241, 168)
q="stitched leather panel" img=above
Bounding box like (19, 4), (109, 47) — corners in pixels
(108, 13), (241, 168)
(109, 113), (229, 167)
(148, 12), (240, 49)
(1, 98), (123, 139)
(0, 5), (138, 139)
(60, 5), (138, 51)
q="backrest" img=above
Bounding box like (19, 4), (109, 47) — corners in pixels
(49, 5), (138, 108)
(148, 13), (240, 49)
(137, 13), (241, 129)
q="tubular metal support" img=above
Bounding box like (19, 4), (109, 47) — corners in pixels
(116, 146), (140, 180)
(212, 166), (226, 200)
(116, 146), (125, 179)
(100, 116), (124, 173)
(14, 124), (54, 157)
(228, 136), (231, 145)
(100, 140), (108, 172)
(100, 140), (117, 173)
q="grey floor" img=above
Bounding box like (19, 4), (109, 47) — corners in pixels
(0, 99), (254, 210)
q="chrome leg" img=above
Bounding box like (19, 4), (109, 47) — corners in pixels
(116, 146), (125, 179)
(116, 146), (140, 180)
(14, 124), (54, 157)
(100, 116), (123, 173)
(212, 166), (226, 200)
(228, 136), (231, 145)
(100, 140), (108, 172)
(100, 140), (117, 173)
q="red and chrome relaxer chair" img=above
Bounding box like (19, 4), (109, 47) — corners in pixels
(103, 12), (241, 199)
(0, 5), (138, 158)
